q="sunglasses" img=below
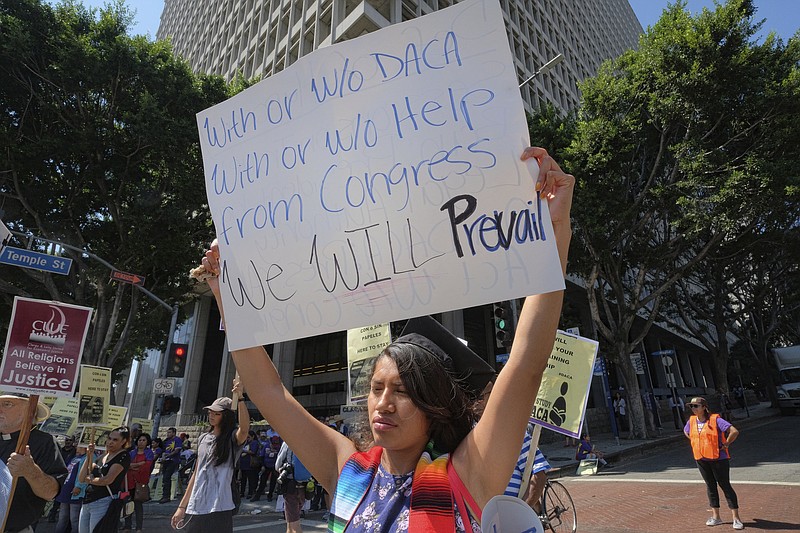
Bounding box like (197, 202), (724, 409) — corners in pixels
(689, 404), (703, 408)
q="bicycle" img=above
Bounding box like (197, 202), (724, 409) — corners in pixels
(538, 477), (577, 533)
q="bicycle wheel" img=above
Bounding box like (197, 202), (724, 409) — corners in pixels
(541, 480), (577, 533)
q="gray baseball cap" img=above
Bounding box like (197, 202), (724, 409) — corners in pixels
(204, 397), (233, 411)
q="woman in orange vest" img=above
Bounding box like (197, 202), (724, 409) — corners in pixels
(684, 396), (744, 530)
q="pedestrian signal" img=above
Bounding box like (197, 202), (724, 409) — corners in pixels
(162, 395), (181, 414)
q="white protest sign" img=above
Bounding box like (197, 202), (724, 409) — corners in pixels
(0, 219), (11, 255)
(197, 0), (564, 350)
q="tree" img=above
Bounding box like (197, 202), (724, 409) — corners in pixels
(565, 0), (800, 437)
(0, 0), (229, 373)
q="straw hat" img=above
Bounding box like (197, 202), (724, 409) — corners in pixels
(0, 393), (51, 423)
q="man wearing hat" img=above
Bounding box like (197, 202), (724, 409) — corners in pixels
(127, 422), (143, 453)
(0, 393), (68, 533)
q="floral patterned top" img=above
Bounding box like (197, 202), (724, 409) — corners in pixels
(347, 463), (480, 533)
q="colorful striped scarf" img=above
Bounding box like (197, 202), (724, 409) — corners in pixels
(328, 446), (462, 532)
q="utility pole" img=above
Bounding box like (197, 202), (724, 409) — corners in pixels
(151, 305), (180, 438)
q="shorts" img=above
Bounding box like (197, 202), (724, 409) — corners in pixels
(283, 483), (306, 523)
(182, 510), (233, 532)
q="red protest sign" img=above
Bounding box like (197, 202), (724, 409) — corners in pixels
(0, 297), (92, 397)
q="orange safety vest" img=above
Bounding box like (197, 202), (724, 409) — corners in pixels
(688, 413), (728, 460)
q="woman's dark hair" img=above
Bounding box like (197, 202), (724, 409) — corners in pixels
(209, 409), (238, 467)
(112, 426), (131, 447)
(152, 437), (163, 448)
(357, 344), (477, 454)
(137, 432), (152, 448)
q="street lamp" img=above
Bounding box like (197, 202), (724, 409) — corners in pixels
(519, 53), (565, 88)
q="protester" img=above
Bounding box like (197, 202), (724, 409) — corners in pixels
(683, 396), (744, 530)
(475, 382), (552, 511)
(159, 427), (183, 503)
(151, 437), (164, 463)
(576, 433), (609, 467)
(178, 440), (198, 495)
(78, 426), (131, 533)
(54, 442), (89, 533)
(198, 146), (573, 530)
(503, 424), (551, 515)
(0, 393), (68, 533)
(613, 391), (630, 437)
(170, 380), (250, 532)
(238, 430), (260, 499)
(252, 434), (281, 502)
(124, 432), (155, 532)
(669, 394), (687, 430)
(276, 441), (313, 533)
(48, 434), (79, 522)
(128, 423), (143, 453)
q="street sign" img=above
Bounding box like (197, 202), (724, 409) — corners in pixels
(650, 349), (676, 357)
(110, 269), (145, 286)
(630, 352), (645, 375)
(0, 246), (72, 275)
(153, 378), (176, 395)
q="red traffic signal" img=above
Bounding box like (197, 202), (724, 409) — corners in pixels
(165, 343), (189, 378)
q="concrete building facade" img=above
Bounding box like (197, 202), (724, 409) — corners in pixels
(141, 0), (718, 432)
(157, 0), (642, 114)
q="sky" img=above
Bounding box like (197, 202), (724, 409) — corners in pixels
(64, 0), (797, 43)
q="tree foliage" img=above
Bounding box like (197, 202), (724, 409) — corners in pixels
(0, 0), (229, 373)
(557, 0), (800, 436)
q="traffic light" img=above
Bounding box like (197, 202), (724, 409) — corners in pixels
(493, 301), (515, 348)
(165, 343), (189, 378)
(162, 395), (181, 414)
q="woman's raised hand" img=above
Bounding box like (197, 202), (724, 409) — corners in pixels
(521, 147), (574, 228)
(201, 239), (222, 297)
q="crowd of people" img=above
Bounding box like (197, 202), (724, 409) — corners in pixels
(0, 149), (747, 532)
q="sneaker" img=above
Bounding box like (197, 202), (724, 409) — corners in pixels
(322, 511), (330, 521)
(733, 519), (744, 530)
(706, 517), (723, 526)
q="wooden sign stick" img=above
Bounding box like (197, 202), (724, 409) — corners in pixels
(1, 394), (40, 533)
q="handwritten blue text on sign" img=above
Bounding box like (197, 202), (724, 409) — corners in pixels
(197, 0), (565, 350)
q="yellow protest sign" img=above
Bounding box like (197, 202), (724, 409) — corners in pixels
(39, 397), (79, 437)
(77, 425), (113, 451)
(106, 405), (127, 428)
(347, 323), (391, 403)
(77, 365), (111, 425)
(130, 417), (153, 435)
(530, 330), (599, 438)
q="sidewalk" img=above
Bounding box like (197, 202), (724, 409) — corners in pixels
(537, 402), (778, 477)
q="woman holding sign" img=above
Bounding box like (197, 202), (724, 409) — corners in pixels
(78, 426), (131, 533)
(197, 147), (573, 531)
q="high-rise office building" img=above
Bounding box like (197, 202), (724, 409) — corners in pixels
(157, 0), (642, 114)
(152, 0), (651, 422)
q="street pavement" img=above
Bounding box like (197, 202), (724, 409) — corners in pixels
(34, 402), (798, 532)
